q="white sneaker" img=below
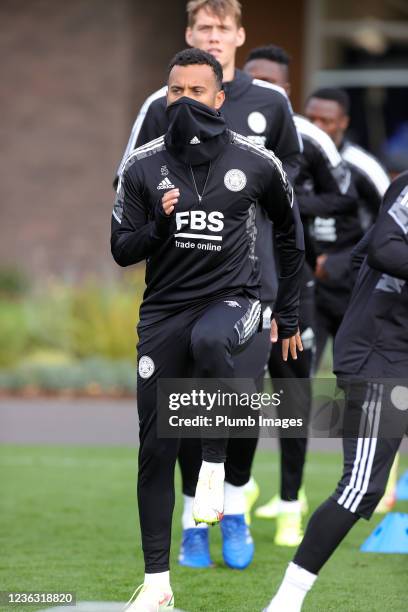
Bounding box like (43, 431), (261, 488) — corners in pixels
(123, 584), (174, 611)
(193, 462), (225, 525)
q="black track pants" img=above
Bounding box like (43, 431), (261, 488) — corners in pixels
(136, 296), (260, 572)
(294, 371), (407, 574)
(268, 275), (315, 500)
(179, 304), (272, 494)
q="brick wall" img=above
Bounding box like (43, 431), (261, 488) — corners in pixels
(0, 0), (185, 282)
(0, 0), (306, 283)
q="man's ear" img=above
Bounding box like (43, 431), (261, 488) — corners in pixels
(215, 88), (225, 110)
(236, 26), (246, 48)
(341, 114), (350, 131)
(185, 27), (193, 47)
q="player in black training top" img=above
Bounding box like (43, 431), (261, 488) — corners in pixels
(263, 171), (408, 612)
(112, 49), (304, 612)
(305, 88), (390, 365)
(114, 0), (303, 572)
(243, 44), (358, 546)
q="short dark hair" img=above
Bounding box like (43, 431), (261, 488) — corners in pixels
(245, 44), (291, 66)
(168, 48), (223, 89)
(308, 87), (350, 115)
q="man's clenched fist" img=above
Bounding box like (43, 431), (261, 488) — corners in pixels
(162, 188), (180, 215)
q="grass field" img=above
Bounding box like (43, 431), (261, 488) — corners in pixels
(0, 445), (407, 612)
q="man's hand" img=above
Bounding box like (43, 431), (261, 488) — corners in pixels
(315, 254), (328, 280)
(162, 188), (180, 215)
(270, 318), (303, 362)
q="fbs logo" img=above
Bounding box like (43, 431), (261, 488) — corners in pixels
(175, 210), (224, 233)
(157, 177), (175, 190)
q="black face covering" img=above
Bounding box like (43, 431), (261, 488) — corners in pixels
(165, 96), (229, 165)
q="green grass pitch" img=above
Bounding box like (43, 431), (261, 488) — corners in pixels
(0, 445), (407, 611)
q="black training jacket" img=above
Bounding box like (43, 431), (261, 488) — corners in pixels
(334, 171), (408, 378)
(293, 115), (358, 269)
(114, 69), (302, 303)
(111, 131), (305, 338)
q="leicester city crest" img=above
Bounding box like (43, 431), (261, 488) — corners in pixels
(224, 169), (247, 192)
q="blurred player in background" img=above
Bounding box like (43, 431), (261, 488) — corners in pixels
(263, 170), (408, 612)
(305, 88), (390, 366)
(305, 89), (399, 513)
(243, 44), (358, 545)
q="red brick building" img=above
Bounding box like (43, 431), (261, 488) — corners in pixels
(1, 0), (407, 281)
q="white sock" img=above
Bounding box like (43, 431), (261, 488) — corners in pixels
(182, 494), (207, 530)
(266, 562), (317, 612)
(144, 571), (171, 590)
(224, 482), (246, 515)
(278, 500), (301, 514)
(200, 460), (225, 478)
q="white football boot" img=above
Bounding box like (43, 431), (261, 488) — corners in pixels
(123, 584), (174, 612)
(193, 461), (225, 526)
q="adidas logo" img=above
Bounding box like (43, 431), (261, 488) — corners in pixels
(190, 136), (201, 144)
(157, 177), (175, 190)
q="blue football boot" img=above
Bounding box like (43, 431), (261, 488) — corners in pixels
(220, 514), (254, 570)
(178, 528), (213, 568)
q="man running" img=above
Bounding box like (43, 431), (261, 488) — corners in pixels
(115, 0), (302, 571)
(263, 170), (408, 612)
(112, 48), (304, 611)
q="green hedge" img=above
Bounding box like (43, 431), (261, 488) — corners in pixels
(0, 269), (145, 369)
(0, 357), (136, 395)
